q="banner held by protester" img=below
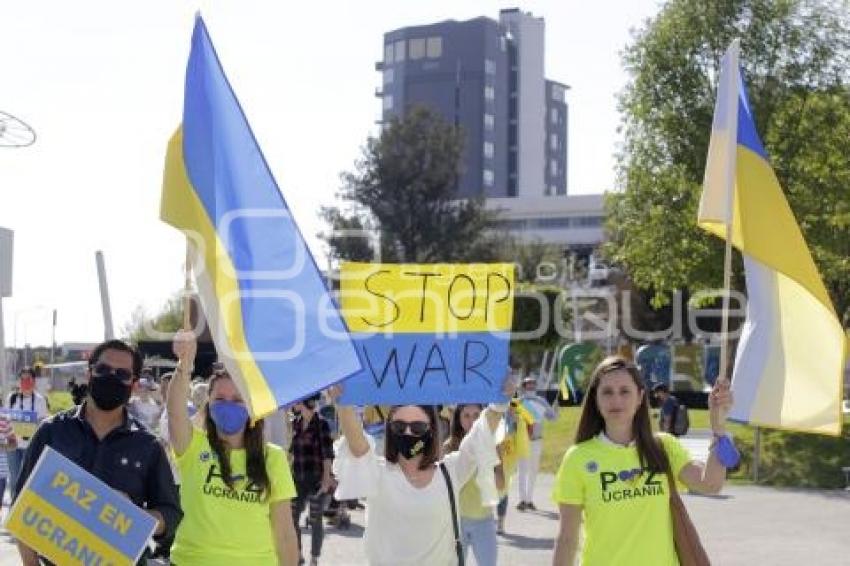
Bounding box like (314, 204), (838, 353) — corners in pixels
(5, 447), (157, 566)
(339, 262), (514, 404)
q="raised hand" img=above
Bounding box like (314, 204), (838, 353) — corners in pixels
(708, 380), (733, 433)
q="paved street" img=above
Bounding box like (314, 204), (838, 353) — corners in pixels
(1, 475), (848, 565)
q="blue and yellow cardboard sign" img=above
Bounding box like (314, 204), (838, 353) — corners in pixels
(339, 262), (515, 404)
(5, 447), (157, 565)
(0, 409), (38, 440)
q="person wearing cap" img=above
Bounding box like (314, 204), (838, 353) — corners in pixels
(5, 366), (50, 499)
(652, 382), (681, 436)
(129, 370), (162, 432)
(516, 375), (558, 512)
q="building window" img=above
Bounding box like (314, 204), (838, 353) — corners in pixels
(550, 108), (558, 124)
(383, 95), (393, 111)
(550, 159), (558, 176)
(484, 85), (495, 101)
(550, 133), (558, 150)
(483, 142), (494, 159)
(383, 68), (394, 84)
(484, 59), (496, 75)
(384, 43), (393, 63)
(575, 216), (603, 227)
(550, 185), (559, 195)
(483, 169), (494, 187)
(551, 84), (566, 102)
(394, 40), (406, 62)
(534, 217), (572, 229)
(426, 37), (442, 58)
(409, 38), (426, 60)
(484, 113), (495, 131)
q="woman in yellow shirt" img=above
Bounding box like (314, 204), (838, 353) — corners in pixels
(169, 331), (299, 565)
(443, 404), (505, 566)
(552, 356), (733, 565)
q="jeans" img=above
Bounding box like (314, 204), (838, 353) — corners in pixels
(0, 476), (6, 505)
(292, 480), (328, 559)
(7, 447), (25, 499)
(461, 516), (498, 566)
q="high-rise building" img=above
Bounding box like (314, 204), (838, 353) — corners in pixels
(377, 9), (568, 199)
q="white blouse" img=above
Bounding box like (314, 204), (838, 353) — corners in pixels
(334, 414), (499, 566)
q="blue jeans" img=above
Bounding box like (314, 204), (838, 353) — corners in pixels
(7, 448), (25, 499)
(461, 516), (498, 566)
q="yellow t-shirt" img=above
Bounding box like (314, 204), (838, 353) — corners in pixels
(171, 428), (297, 565)
(458, 478), (493, 520)
(551, 433), (692, 566)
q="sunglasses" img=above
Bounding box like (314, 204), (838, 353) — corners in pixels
(388, 420), (431, 437)
(91, 363), (133, 382)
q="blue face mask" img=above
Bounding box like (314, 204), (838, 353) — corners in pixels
(209, 400), (250, 435)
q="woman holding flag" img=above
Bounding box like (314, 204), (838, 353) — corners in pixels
(551, 356), (733, 565)
(168, 331), (299, 565)
(328, 377), (515, 566)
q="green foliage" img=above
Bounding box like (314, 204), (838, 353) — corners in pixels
(123, 293), (184, 344)
(47, 391), (74, 415)
(542, 407), (850, 488)
(497, 239), (564, 284)
(510, 286), (567, 372)
(322, 105), (498, 263)
(606, 0), (850, 323)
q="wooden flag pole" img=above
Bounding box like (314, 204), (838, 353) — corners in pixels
(182, 241), (192, 332)
(181, 240), (193, 376)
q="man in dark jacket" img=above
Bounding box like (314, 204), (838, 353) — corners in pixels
(14, 340), (182, 565)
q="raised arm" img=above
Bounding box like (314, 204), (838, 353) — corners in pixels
(326, 385), (369, 458)
(484, 374), (519, 431)
(679, 381), (733, 494)
(168, 330), (196, 457)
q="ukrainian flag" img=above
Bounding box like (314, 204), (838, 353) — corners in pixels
(698, 40), (846, 435)
(160, 15), (362, 418)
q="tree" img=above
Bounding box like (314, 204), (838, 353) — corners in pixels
(321, 105), (498, 263)
(123, 293), (184, 344)
(606, 0), (850, 325)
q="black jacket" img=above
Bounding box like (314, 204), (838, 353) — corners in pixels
(13, 403), (182, 561)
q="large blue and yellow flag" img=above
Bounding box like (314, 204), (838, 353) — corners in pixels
(161, 15), (362, 418)
(698, 40), (846, 435)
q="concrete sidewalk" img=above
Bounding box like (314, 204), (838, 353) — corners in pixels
(1, 475), (848, 565)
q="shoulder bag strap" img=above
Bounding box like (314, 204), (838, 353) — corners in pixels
(658, 436), (711, 566)
(438, 462), (465, 566)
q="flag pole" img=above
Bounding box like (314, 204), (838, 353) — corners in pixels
(182, 241), (192, 332)
(717, 40), (741, 387)
(181, 240), (193, 376)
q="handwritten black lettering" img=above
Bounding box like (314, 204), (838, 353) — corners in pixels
(419, 343), (450, 387)
(463, 340), (491, 385)
(403, 271), (442, 322)
(447, 274), (476, 320)
(485, 272), (512, 322)
(360, 270), (401, 328)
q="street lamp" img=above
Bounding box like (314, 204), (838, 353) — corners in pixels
(13, 305), (51, 372)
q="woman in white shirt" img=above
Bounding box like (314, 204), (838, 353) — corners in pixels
(328, 380), (513, 566)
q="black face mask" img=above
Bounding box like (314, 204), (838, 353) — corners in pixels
(89, 374), (132, 411)
(390, 430), (433, 460)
